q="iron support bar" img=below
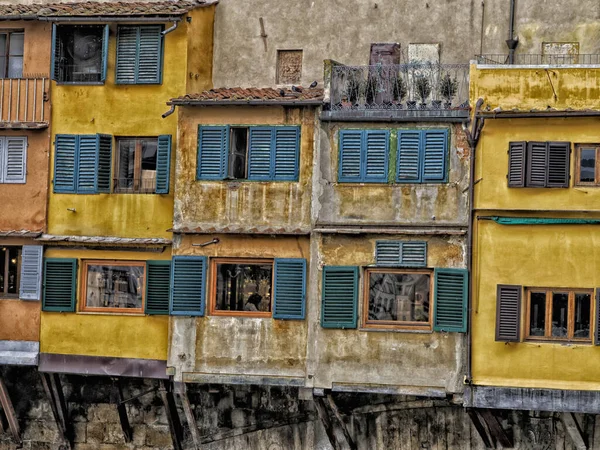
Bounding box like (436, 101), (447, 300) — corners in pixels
(0, 376), (21, 445)
(160, 380), (183, 450)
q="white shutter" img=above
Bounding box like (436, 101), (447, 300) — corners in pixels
(4, 137), (26, 183)
(20, 245), (43, 300)
(0, 137), (5, 183)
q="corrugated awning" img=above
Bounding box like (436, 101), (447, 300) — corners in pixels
(37, 234), (172, 245)
(481, 216), (600, 225)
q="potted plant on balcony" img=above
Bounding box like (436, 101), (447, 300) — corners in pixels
(344, 69), (361, 108)
(439, 73), (458, 109)
(416, 75), (431, 109)
(392, 73), (407, 108)
(365, 71), (380, 107)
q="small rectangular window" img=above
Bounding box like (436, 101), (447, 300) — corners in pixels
(53, 25), (106, 84)
(210, 258), (273, 317)
(82, 261), (145, 313)
(115, 138), (158, 193)
(575, 144), (600, 186)
(0, 31), (23, 78)
(0, 246), (20, 298)
(363, 268), (432, 330)
(525, 288), (592, 342)
(228, 127), (248, 179)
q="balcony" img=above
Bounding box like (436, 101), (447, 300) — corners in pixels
(476, 54), (600, 66)
(0, 77), (49, 129)
(323, 63), (470, 122)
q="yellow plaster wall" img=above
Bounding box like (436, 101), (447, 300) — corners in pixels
(472, 218), (600, 390)
(312, 234), (466, 392)
(474, 118), (600, 212)
(470, 66), (600, 111)
(175, 106), (315, 231)
(185, 5), (215, 94)
(175, 234), (308, 377)
(40, 247), (170, 360)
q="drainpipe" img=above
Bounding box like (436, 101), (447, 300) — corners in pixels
(162, 21), (178, 36)
(506, 0), (519, 64)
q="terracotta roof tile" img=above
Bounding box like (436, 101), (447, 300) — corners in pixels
(170, 226), (310, 235)
(0, 1), (209, 18)
(170, 87), (324, 104)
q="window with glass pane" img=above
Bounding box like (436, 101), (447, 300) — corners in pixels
(83, 261), (145, 312)
(213, 260), (273, 315)
(365, 269), (431, 328)
(0, 32), (23, 79)
(0, 246), (20, 297)
(576, 144), (600, 185)
(115, 138), (158, 193)
(54, 25), (104, 83)
(526, 288), (592, 342)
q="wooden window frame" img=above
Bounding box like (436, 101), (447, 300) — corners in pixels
(362, 268), (433, 330)
(0, 30), (24, 79)
(208, 258), (274, 318)
(574, 144), (600, 186)
(0, 246), (21, 299)
(524, 287), (594, 343)
(80, 260), (146, 314)
(114, 137), (158, 194)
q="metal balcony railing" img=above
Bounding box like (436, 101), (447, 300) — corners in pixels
(476, 54), (600, 65)
(113, 178), (157, 194)
(328, 63), (470, 116)
(0, 77), (49, 128)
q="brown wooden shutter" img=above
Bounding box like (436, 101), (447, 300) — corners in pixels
(546, 141), (570, 188)
(526, 142), (548, 187)
(507, 141), (526, 187)
(595, 289), (600, 346)
(495, 284), (522, 342)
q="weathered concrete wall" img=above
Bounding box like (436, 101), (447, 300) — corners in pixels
(315, 123), (470, 227)
(169, 234), (309, 383)
(211, 0), (600, 88)
(174, 106), (316, 233)
(306, 233), (467, 395)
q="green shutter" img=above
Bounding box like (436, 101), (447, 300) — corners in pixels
(145, 261), (171, 315)
(400, 241), (427, 267)
(273, 127), (300, 181)
(156, 135), (171, 194)
(197, 126), (228, 180)
(170, 256), (207, 316)
(422, 129), (448, 182)
(53, 134), (77, 193)
(433, 268), (468, 332)
(273, 258), (306, 320)
(321, 266), (358, 329)
(97, 134), (112, 193)
(363, 130), (389, 182)
(42, 258), (77, 312)
(248, 127), (273, 180)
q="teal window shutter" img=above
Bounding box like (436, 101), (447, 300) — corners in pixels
(338, 130), (363, 182)
(422, 129), (448, 181)
(363, 130), (389, 182)
(170, 256), (207, 316)
(42, 258), (77, 312)
(375, 241), (402, 266)
(321, 266), (358, 329)
(197, 126), (228, 180)
(115, 26), (137, 84)
(51, 24), (60, 81)
(433, 268), (468, 332)
(273, 258), (306, 320)
(96, 134), (112, 193)
(273, 127), (300, 181)
(400, 241), (427, 267)
(20, 245), (43, 301)
(76, 135), (99, 193)
(146, 261), (171, 315)
(156, 135), (172, 194)
(54, 134), (77, 193)
(397, 130), (421, 182)
(248, 127), (274, 180)
(101, 24), (109, 82)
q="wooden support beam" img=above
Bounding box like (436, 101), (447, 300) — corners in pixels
(479, 409), (513, 448)
(467, 408), (494, 449)
(40, 372), (71, 448)
(160, 380), (183, 450)
(177, 383), (201, 450)
(561, 412), (588, 450)
(327, 394), (357, 450)
(314, 396), (341, 450)
(0, 376), (21, 445)
(115, 379), (133, 443)
(314, 394), (357, 450)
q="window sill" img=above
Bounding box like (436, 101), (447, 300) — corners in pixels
(359, 326), (433, 334)
(76, 311), (145, 317)
(523, 339), (593, 346)
(208, 313), (273, 319)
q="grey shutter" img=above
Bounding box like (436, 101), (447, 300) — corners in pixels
(422, 129), (447, 182)
(400, 241), (427, 267)
(595, 289), (600, 346)
(138, 25), (163, 84)
(19, 245), (43, 300)
(273, 258), (306, 320)
(115, 26), (138, 84)
(547, 141), (570, 188)
(396, 130), (421, 182)
(0, 137), (4, 183)
(3, 137), (26, 183)
(170, 256), (207, 316)
(507, 141), (526, 187)
(496, 284), (522, 342)
(321, 266), (358, 329)
(156, 135), (171, 194)
(375, 241), (402, 266)
(96, 134), (112, 193)
(76, 135), (99, 193)
(526, 141), (547, 187)
(53, 135), (77, 193)
(248, 127), (273, 180)
(433, 268), (468, 332)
